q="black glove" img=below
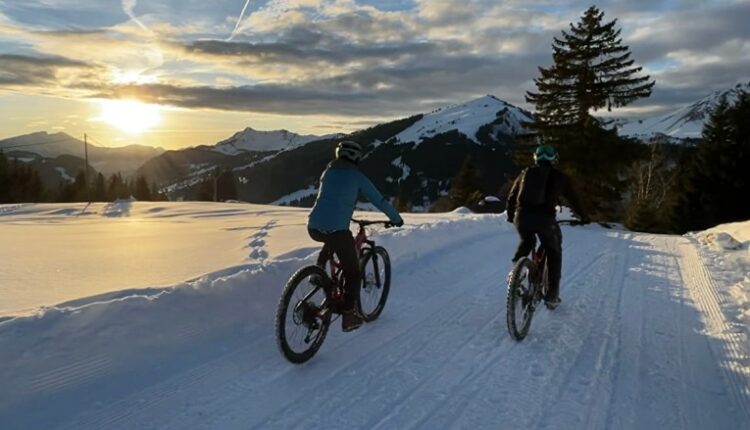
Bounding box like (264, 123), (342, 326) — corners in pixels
(580, 217), (591, 225)
(507, 215), (514, 224)
(392, 218), (404, 227)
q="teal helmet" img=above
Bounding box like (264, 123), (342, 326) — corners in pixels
(534, 145), (558, 163)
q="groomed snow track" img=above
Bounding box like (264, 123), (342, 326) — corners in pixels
(1, 218), (748, 429)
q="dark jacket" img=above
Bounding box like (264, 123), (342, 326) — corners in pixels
(506, 163), (585, 221)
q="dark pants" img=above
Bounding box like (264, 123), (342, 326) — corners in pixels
(512, 212), (563, 300)
(308, 228), (360, 309)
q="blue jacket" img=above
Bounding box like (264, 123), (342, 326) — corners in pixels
(308, 160), (402, 232)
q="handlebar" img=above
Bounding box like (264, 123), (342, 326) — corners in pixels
(557, 219), (613, 229)
(557, 219), (586, 226)
(351, 219), (396, 228)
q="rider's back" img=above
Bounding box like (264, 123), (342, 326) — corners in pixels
(509, 164), (582, 219)
(308, 159), (399, 232)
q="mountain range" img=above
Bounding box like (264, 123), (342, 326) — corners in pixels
(615, 81), (750, 142)
(2, 82), (747, 207)
(138, 95), (530, 208)
(0, 132), (164, 188)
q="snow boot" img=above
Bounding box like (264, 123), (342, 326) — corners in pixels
(341, 308), (364, 332)
(545, 297), (561, 310)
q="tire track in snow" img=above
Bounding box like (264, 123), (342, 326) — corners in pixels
(531, 236), (629, 430)
(58, 332), (268, 430)
(677, 239), (750, 422)
(401, 234), (618, 430)
(245, 237), (506, 429)
(29, 354), (114, 396)
(57, 230), (504, 430)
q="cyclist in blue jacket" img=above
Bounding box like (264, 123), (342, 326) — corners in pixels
(308, 140), (404, 332)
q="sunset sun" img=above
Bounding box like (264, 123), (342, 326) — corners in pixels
(98, 99), (161, 134)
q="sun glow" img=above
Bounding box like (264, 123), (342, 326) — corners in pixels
(97, 99), (161, 134)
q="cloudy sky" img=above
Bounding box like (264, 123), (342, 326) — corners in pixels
(0, 0), (748, 149)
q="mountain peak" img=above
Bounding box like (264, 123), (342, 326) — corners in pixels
(394, 95), (533, 145)
(617, 81), (750, 140)
(213, 128), (325, 155)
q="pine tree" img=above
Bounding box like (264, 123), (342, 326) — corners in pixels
(448, 157), (483, 209)
(669, 92), (750, 232)
(94, 173), (107, 201)
(525, 6), (654, 219)
(216, 169), (237, 201)
(134, 175), (152, 201)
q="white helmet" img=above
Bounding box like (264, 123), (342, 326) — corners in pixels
(336, 140), (363, 163)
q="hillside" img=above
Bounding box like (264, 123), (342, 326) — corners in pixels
(0, 132), (164, 178)
(213, 127), (337, 155)
(616, 82), (750, 141)
(145, 96), (530, 209)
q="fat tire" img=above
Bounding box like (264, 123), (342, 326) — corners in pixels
(275, 265), (332, 364)
(358, 246), (391, 322)
(506, 258), (535, 341)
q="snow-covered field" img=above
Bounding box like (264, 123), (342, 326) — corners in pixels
(0, 202), (748, 429)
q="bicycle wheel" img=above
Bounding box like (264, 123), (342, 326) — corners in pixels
(506, 257), (536, 341)
(358, 246), (391, 322)
(275, 265), (332, 363)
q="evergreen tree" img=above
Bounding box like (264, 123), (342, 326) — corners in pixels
(107, 173), (129, 200)
(150, 181), (166, 201)
(0, 154), (46, 203)
(134, 175), (152, 201)
(57, 171), (87, 202)
(216, 169), (237, 201)
(94, 173), (108, 201)
(448, 157), (483, 209)
(525, 6), (654, 219)
(669, 92), (750, 232)
(0, 151), (8, 203)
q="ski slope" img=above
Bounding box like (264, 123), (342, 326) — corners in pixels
(0, 203), (748, 429)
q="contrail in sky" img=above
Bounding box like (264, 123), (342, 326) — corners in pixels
(227, 0), (253, 41)
(122, 0), (148, 31)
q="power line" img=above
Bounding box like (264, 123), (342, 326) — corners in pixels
(0, 137), (79, 150)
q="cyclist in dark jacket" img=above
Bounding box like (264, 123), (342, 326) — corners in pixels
(506, 144), (588, 309)
(308, 140), (403, 332)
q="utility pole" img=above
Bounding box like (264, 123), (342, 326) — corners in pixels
(84, 133), (90, 203)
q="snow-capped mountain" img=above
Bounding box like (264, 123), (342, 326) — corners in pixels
(616, 82), (750, 140)
(0, 132), (164, 177)
(212, 128), (336, 155)
(395, 95), (534, 145)
(148, 95), (529, 209)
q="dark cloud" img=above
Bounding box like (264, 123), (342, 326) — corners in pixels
(2, 0), (748, 121)
(181, 30), (441, 67)
(97, 82), (407, 116)
(0, 54), (94, 86)
(628, 2), (750, 64)
(94, 49), (549, 117)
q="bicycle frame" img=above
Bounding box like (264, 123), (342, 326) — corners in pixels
(326, 223), (376, 289)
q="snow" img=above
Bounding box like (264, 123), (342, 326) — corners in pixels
(617, 82), (750, 140)
(0, 202), (749, 429)
(391, 156), (411, 181)
(55, 166), (74, 182)
(212, 128), (329, 155)
(690, 220), (750, 357)
(272, 186), (318, 205)
(395, 95), (533, 145)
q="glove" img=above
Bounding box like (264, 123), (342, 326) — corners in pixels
(393, 218), (404, 227)
(580, 217), (591, 225)
(507, 215), (514, 224)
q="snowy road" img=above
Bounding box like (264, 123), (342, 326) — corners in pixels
(1, 205), (748, 429)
